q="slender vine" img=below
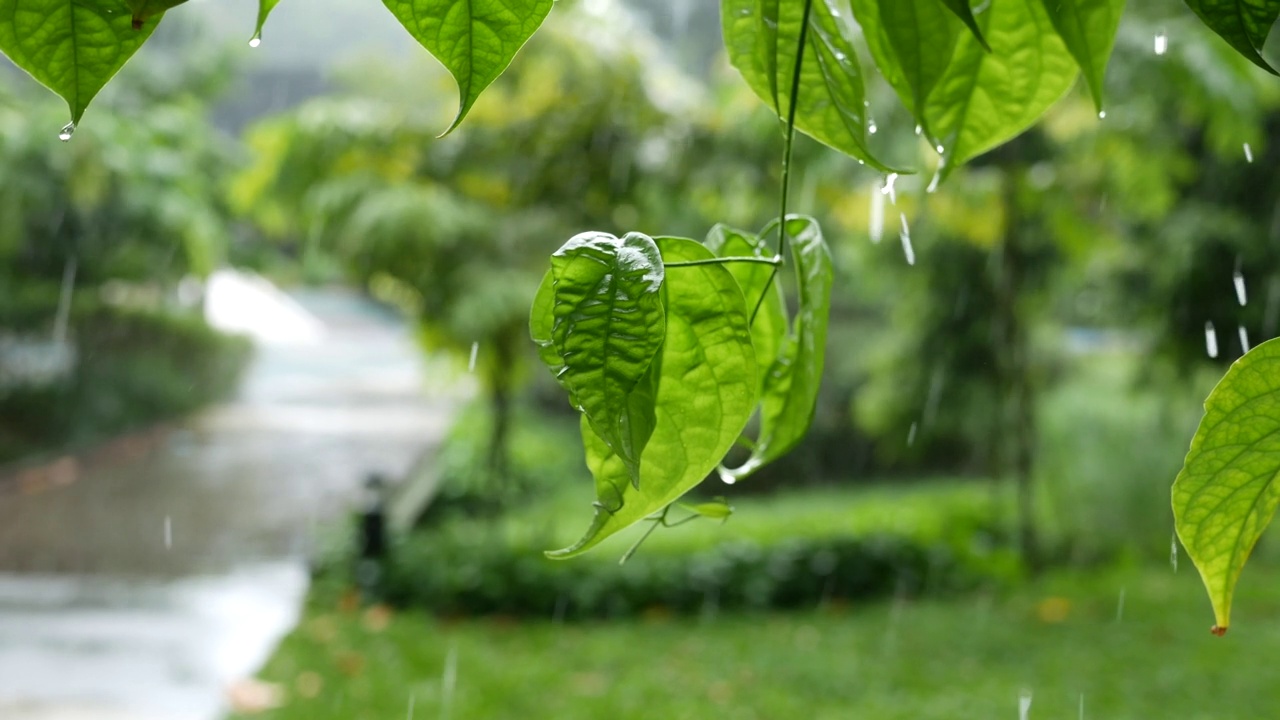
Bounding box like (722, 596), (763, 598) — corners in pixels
(750, 0), (814, 325)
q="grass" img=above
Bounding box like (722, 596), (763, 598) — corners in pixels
(237, 561), (1280, 720)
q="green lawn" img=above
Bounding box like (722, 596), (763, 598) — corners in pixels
(238, 561), (1280, 720)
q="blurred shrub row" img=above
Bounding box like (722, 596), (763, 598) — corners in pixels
(0, 288), (251, 463)
(348, 513), (1019, 620)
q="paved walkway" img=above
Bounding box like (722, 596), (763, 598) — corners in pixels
(0, 283), (461, 719)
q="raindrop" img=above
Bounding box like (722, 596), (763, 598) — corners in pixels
(406, 692), (415, 720)
(833, 50), (847, 62)
(57, 121), (75, 142)
(927, 166), (943, 194)
(1244, 142), (1254, 163)
(1115, 587), (1126, 622)
(899, 213), (915, 266)
(468, 341), (479, 372)
(1234, 270), (1247, 306)
(881, 172), (899, 204)
(164, 516), (172, 549)
(907, 421), (918, 446)
(935, 144), (945, 154)
(441, 643), (458, 717)
(869, 181), (885, 244)
(914, 124), (923, 136)
(1171, 531), (1179, 572)
(868, 119), (877, 134)
(1239, 325), (1251, 353)
(1018, 689), (1033, 720)
(248, 36), (262, 48)
(1205, 321), (1219, 358)
(1097, 110), (1106, 119)
(1154, 32), (1168, 55)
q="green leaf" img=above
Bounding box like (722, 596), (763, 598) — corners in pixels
(924, 0), (1079, 169)
(1173, 337), (1280, 635)
(548, 237), (758, 559)
(381, 0), (554, 134)
(1183, 0), (1280, 75)
(851, 0), (962, 143)
(722, 0), (903, 172)
(253, 0), (282, 45)
(529, 270), (562, 373)
(126, 0), (187, 25)
(702, 225), (787, 391)
(1038, 0), (1125, 112)
(546, 232), (666, 486)
(679, 498), (735, 520)
(0, 0), (163, 124)
(937, 0), (991, 50)
(720, 216), (833, 483)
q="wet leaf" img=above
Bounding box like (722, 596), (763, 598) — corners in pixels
(548, 238), (757, 559)
(937, 0), (990, 50)
(1038, 0), (1125, 112)
(702, 224), (786, 392)
(924, 0), (1078, 169)
(1182, 0), (1280, 74)
(722, 0), (903, 172)
(720, 216), (832, 483)
(253, 0), (281, 44)
(0, 0), (163, 124)
(852, 0), (962, 143)
(543, 232), (666, 485)
(126, 0), (186, 25)
(381, 0), (554, 134)
(1173, 337), (1280, 634)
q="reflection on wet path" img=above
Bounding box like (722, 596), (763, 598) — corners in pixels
(0, 286), (460, 719)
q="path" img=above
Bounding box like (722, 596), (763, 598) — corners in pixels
(0, 280), (462, 719)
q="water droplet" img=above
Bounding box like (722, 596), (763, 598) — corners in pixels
(164, 516), (172, 549)
(249, 36), (262, 48)
(899, 213), (915, 266)
(1239, 325), (1251, 353)
(907, 421), (918, 446)
(468, 341), (479, 372)
(881, 172), (899, 205)
(1244, 142), (1254, 163)
(1097, 110), (1106, 119)
(58, 122), (75, 142)
(1154, 32), (1168, 55)
(868, 120), (877, 134)
(1115, 587), (1126, 622)
(1170, 531), (1179, 572)
(935, 144), (945, 155)
(914, 124), (923, 136)
(1205, 321), (1219, 358)
(857, 159), (865, 166)
(1234, 270), (1247, 306)
(869, 181), (885, 244)
(1018, 689), (1033, 720)
(833, 50), (847, 62)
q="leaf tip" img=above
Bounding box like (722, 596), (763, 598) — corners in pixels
(1211, 624), (1228, 637)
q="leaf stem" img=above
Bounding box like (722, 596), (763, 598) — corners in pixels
(751, 0), (813, 325)
(665, 256), (782, 268)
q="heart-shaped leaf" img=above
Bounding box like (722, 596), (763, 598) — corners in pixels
(548, 237), (757, 559)
(722, 0), (904, 172)
(924, 0), (1078, 169)
(0, 0), (163, 124)
(252, 0), (282, 45)
(1038, 0), (1125, 112)
(381, 0), (555, 134)
(1182, 0), (1280, 75)
(1173, 337), (1280, 635)
(719, 216), (832, 483)
(542, 232), (666, 485)
(852, 0), (962, 144)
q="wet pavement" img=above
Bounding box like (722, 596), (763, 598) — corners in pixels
(0, 284), (461, 719)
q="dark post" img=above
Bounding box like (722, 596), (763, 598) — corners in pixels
(355, 472), (388, 597)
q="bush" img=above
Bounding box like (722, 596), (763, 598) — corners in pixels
(364, 517), (1020, 620)
(0, 294), (252, 463)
